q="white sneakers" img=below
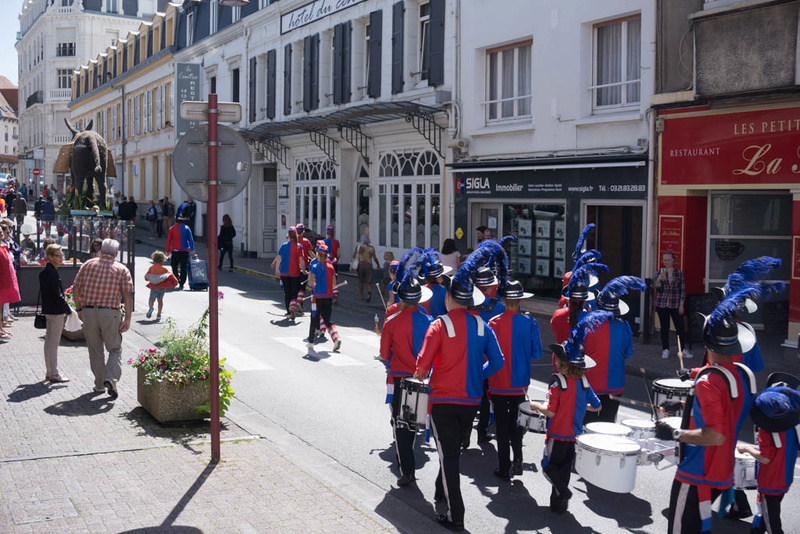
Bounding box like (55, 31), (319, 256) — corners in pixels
(662, 349), (693, 359)
(662, 349), (670, 359)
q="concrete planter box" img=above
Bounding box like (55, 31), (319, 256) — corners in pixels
(137, 368), (210, 423)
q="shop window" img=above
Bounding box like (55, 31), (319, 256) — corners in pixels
(592, 15), (641, 112)
(485, 40), (532, 122)
(293, 158), (337, 235)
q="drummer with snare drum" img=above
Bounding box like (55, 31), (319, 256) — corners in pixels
(379, 249), (433, 488)
(488, 276), (542, 481)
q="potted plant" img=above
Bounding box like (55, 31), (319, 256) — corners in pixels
(61, 285), (85, 341)
(129, 309), (235, 423)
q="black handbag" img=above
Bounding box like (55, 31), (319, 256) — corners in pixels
(34, 290), (47, 329)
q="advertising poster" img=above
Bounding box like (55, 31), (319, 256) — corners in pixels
(536, 220), (551, 238)
(518, 219), (533, 237)
(535, 259), (550, 277)
(536, 239), (550, 257)
(517, 238), (532, 256)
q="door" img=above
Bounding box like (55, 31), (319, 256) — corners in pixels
(262, 166), (278, 255)
(471, 202), (503, 247)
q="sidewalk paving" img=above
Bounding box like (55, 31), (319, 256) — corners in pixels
(0, 315), (389, 533)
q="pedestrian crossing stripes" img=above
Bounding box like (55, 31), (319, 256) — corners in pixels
(272, 337), (367, 366)
(219, 340), (276, 371)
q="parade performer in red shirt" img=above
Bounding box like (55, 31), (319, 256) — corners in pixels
(530, 311), (608, 514)
(380, 249), (433, 487)
(270, 228), (305, 319)
(293, 223), (314, 315)
(413, 246), (504, 531)
(306, 243), (340, 351)
(488, 275), (542, 480)
(738, 372), (800, 534)
(583, 276), (645, 423)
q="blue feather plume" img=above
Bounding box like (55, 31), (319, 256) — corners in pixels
(709, 283), (786, 329)
(600, 276), (646, 301)
(499, 235), (517, 248)
(414, 248), (440, 279)
(456, 244), (496, 290)
(567, 262), (607, 292)
(726, 256), (782, 293)
(574, 223), (596, 259)
(565, 310), (613, 360)
(478, 240), (509, 288)
(574, 249), (602, 271)
(396, 247), (424, 290)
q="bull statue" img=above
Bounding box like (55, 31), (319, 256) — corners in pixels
(53, 119), (117, 209)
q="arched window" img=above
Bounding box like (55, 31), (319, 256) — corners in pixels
(293, 157), (337, 236)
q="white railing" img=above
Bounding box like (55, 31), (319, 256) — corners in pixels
(53, 134), (72, 145)
(48, 89), (72, 101)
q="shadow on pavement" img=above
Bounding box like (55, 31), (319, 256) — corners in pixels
(582, 482), (653, 530)
(43, 391), (115, 415)
(123, 406), (231, 446)
(7, 381), (56, 403)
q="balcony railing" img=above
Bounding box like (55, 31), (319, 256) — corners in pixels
(48, 88), (72, 101)
(26, 91), (43, 108)
(56, 43), (76, 57)
(54, 134), (72, 145)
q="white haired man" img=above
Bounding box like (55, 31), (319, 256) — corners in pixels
(72, 239), (133, 399)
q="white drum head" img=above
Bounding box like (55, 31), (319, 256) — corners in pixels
(654, 378), (690, 390)
(662, 417), (683, 430)
(621, 418), (655, 431)
(585, 422), (632, 436)
(577, 433), (641, 455)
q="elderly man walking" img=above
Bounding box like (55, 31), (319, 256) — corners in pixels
(72, 238), (133, 399)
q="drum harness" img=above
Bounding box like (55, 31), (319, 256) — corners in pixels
(678, 363), (756, 461)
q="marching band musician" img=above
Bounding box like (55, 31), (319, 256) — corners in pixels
(379, 249), (433, 487)
(488, 277), (542, 480)
(655, 286), (773, 533)
(305, 243), (341, 352)
(583, 276), (645, 424)
(417, 249), (450, 319)
(530, 311), (608, 515)
(270, 227), (305, 319)
(557, 223), (598, 309)
(293, 223), (314, 315)
(413, 246), (504, 532)
(323, 225), (341, 302)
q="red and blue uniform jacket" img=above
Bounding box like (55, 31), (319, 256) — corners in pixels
(731, 343), (764, 373)
(676, 362), (755, 489)
(549, 308), (587, 368)
(583, 318), (634, 395)
(380, 307), (433, 379)
(298, 236), (314, 263)
(277, 241), (303, 277)
(488, 311), (543, 395)
(421, 283), (448, 318)
(323, 237), (340, 263)
(416, 309), (504, 405)
(469, 297), (506, 323)
(165, 223), (194, 253)
(755, 426), (800, 495)
(309, 259), (336, 298)
(545, 373), (601, 441)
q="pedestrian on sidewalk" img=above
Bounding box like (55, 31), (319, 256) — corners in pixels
(353, 234), (380, 301)
(12, 193), (27, 228)
(655, 250), (691, 360)
(156, 199), (164, 237)
(161, 196), (175, 232)
(146, 200), (158, 240)
(218, 214), (236, 272)
(166, 216), (195, 291)
(39, 244), (72, 383)
(72, 238), (134, 399)
(271, 227), (305, 319)
(306, 243), (341, 351)
(144, 250), (178, 321)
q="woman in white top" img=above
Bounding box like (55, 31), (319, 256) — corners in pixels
(439, 238), (461, 271)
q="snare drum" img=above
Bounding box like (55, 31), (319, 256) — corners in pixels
(621, 419), (655, 442)
(575, 434), (641, 493)
(734, 445), (757, 490)
(517, 401), (547, 433)
(584, 422), (633, 438)
(652, 378), (692, 419)
(398, 378), (429, 430)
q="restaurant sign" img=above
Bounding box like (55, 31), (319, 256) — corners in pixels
(661, 105), (800, 186)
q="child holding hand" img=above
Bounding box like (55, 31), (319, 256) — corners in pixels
(144, 251), (178, 320)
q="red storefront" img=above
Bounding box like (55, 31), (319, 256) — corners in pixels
(657, 103), (799, 345)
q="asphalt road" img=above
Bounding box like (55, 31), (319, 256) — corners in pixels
(127, 247), (798, 534)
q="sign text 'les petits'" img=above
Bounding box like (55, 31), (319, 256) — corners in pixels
(281, 0), (367, 34)
(661, 106), (800, 186)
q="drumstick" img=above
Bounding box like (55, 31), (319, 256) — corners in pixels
(641, 368), (657, 420)
(302, 280), (348, 300)
(376, 282), (387, 310)
(677, 336), (684, 370)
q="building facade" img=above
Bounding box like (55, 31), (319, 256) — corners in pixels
(0, 77), (20, 179)
(16, 0), (167, 199)
(654, 0), (799, 345)
(451, 0), (655, 322)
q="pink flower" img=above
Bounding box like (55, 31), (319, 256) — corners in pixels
(127, 358), (133, 363)
(184, 360), (191, 365)
(218, 291), (224, 300)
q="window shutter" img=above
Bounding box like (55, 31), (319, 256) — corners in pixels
(284, 43), (292, 115)
(249, 57), (257, 123)
(391, 1), (404, 94)
(333, 24), (343, 104)
(428, 0), (444, 86)
(266, 49), (276, 119)
(303, 36), (312, 112)
(342, 20), (351, 103)
(311, 33), (320, 110)
(368, 10), (382, 98)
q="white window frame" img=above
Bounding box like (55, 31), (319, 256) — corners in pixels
(590, 15), (641, 113)
(417, 2), (430, 82)
(105, 0), (118, 13)
(232, 6), (241, 22)
(57, 69), (72, 89)
(292, 158), (338, 236)
(186, 11), (195, 46)
(210, 0), (218, 34)
(482, 40), (533, 124)
(110, 104), (117, 142)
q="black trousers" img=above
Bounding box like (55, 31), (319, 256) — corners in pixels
(583, 394), (620, 424)
(281, 276), (300, 311)
(431, 403), (478, 524)
(391, 376), (418, 477)
(171, 250), (189, 287)
(492, 394), (525, 474)
(656, 306), (688, 351)
(156, 219), (163, 237)
(667, 479), (722, 533)
(753, 492), (784, 534)
(219, 243), (234, 269)
(309, 297), (333, 340)
(543, 439), (575, 506)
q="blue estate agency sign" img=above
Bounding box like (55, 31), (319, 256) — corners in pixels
(455, 169), (647, 198)
(281, 0), (367, 34)
(175, 63), (201, 138)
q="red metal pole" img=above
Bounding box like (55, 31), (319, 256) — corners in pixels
(207, 94), (221, 462)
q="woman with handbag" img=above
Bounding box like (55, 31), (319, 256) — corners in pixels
(38, 244), (72, 382)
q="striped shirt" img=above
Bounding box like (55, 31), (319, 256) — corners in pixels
(73, 256), (133, 309)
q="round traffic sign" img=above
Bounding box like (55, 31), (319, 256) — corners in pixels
(172, 124), (252, 203)
(32, 168), (41, 176)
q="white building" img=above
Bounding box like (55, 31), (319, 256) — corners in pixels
(452, 0), (655, 319)
(172, 0), (456, 260)
(0, 77), (19, 179)
(16, 0), (168, 198)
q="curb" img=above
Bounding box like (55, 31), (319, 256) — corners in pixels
(234, 265), (278, 282)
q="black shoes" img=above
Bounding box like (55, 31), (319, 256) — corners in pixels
(493, 468), (511, 481)
(397, 474), (415, 487)
(512, 458), (523, 476)
(103, 380), (118, 399)
(436, 515), (464, 532)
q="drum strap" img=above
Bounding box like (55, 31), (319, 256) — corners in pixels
(580, 376), (589, 390)
(385, 310), (402, 324)
(695, 365), (739, 400)
(440, 314), (484, 338)
(733, 362), (757, 395)
(772, 432), (782, 449)
(795, 425), (800, 444)
(550, 373), (567, 391)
